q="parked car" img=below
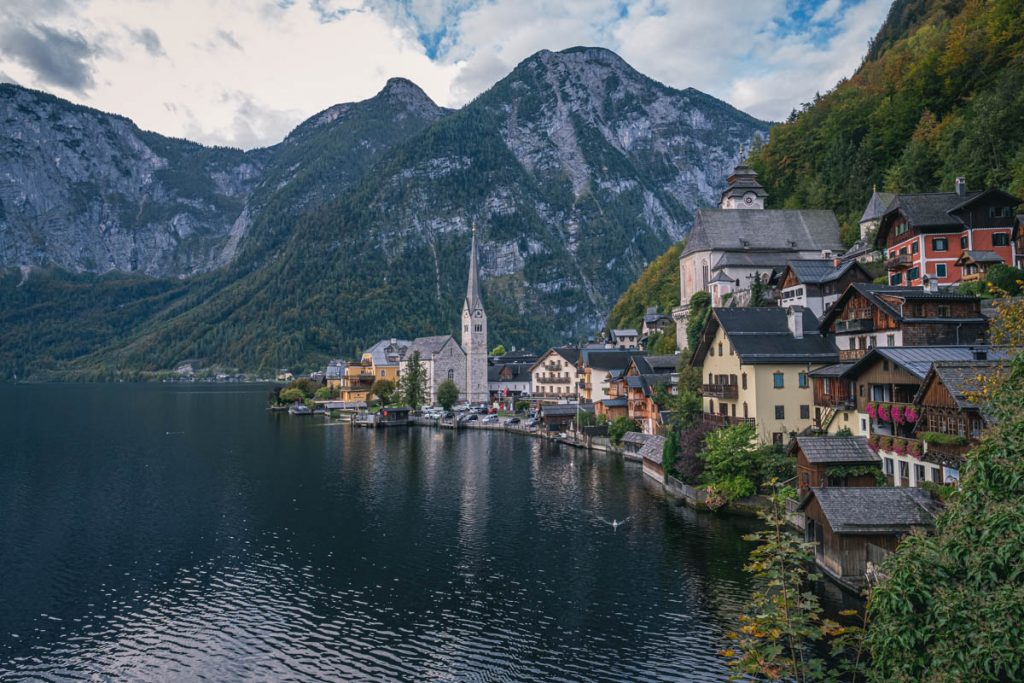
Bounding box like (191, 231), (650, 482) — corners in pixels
(505, 417), (521, 425)
(464, 414), (478, 422)
(525, 418), (539, 428)
(481, 414), (499, 424)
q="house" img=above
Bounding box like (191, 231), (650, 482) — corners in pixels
(691, 306), (839, 445)
(954, 250), (1005, 283)
(641, 307), (673, 336)
(858, 187), (896, 240)
(604, 354), (679, 435)
(621, 432), (650, 459)
(639, 434), (668, 481)
(818, 282), (987, 362)
(798, 486), (938, 589)
(540, 403), (593, 433)
(530, 347), (581, 401)
(360, 338), (412, 383)
(400, 335), (467, 406)
(807, 362), (859, 434)
(912, 359), (1004, 484)
(579, 349), (643, 403)
(487, 362), (532, 399)
(777, 259), (872, 318)
(672, 162), (844, 347)
(875, 179), (1020, 287)
(791, 436), (881, 496)
(610, 329), (640, 349)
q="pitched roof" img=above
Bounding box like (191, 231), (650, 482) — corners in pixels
(541, 403), (594, 417)
(711, 251), (796, 271)
(875, 187), (1022, 245)
(719, 165), (769, 202)
(693, 307), (839, 366)
(819, 283), (983, 329)
(859, 190), (896, 224)
(325, 360), (345, 380)
(682, 208), (843, 256)
(363, 338), (412, 366)
(465, 229), (484, 312)
(845, 346), (1011, 381)
(913, 359), (1008, 409)
(638, 434), (668, 464)
(784, 259), (867, 285)
(407, 335), (457, 358)
(580, 348), (642, 370)
(621, 432), (650, 446)
(798, 487), (938, 534)
(808, 362), (854, 378)
(634, 355), (679, 374)
(955, 250), (1004, 265)
(487, 362), (531, 382)
(600, 397), (628, 408)
(643, 307), (670, 323)
(791, 436), (880, 464)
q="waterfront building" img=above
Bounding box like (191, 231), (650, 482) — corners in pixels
(875, 179), (1020, 287)
(622, 354), (678, 435)
(539, 402), (593, 432)
(690, 306), (839, 445)
(361, 338), (411, 383)
(462, 228), (489, 404)
(798, 487), (938, 590)
(401, 335), (467, 406)
(639, 434), (669, 481)
(777, 259), (872, 318)
(791, 436), (881, 497)
(578, 349), (643, 403)
(818, 282), (987, 362)
(488, 362), (532, 400)
(672, 162), (844, 347)
(530, 347), (581, 401)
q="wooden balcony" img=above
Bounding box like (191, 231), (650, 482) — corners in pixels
(702, 413), (755, 428)
(839, 348), (869, 361)
(702, 383), (738, 399)
(814, 395), (854, 409)
(835, 317), (875, 333)
(536, 375), (570, 384)
(886, 253), (913, 270)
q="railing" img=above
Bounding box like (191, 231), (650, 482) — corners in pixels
(814, 395), (854, 409)
(542, 362), (562, 372)
(536, 375), (570, 384)
(839, 348), (869, 361)
(702, 383), (738, 399)
(885, 253), (913, 270)
(702, 413), (755, 428)
(836, 317), (875, 333)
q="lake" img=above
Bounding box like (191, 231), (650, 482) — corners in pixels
(0, 383), (850, 681)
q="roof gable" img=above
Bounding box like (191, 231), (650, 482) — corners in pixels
(682, 208), (842, 256)
(798, 487), (938, 534)
(791, 436), (880, 464)
(691, 307), (838, 366)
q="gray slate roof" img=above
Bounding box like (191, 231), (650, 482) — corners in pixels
(792, 436), (880, 464)
(719, 165), (769, 201)
(820, 283), (983, 328)
(846, 346), (1012, 381)
(580, 349), (642, 371)
(696, 307), (839, 365)
(408, 335), (457, 358)
(363, 338), (412, 366)
(913, 359), (1007, 409)
(621, 432), (650, 446)
(885, 191), (981, 228)
(634, 355), (679, 374)
(808, 362), (854, 378)
(682, 208), (843, 256)
(712, 251), (795, 271)
(799, 487), (938, 534)
(541, 403), (594, 418)
(785, 259), (862, 285)
(487, 362), (531, 382)
(957, 250), (1004, 265)
(859, 190), (896, 224)
(638, 434), (668, 464)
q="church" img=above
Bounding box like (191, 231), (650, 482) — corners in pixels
(672, 164), (844, 349)
(400, 229), (489, 405)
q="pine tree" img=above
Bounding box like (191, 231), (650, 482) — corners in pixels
(399, 351), (428, 410)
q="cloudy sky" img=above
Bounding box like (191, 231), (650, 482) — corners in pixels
(0, 0), (891, 149)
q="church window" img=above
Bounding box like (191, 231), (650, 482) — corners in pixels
(474, 324), (482, 332)
(702, 261), (709, 289)
(448, 369), (454, 380)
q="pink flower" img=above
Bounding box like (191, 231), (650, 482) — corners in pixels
(894, 441), (906, 455)
(878, 404), (891, 422)
(892, 406), (905, 425)
(904, 407), (919, 423)
(867, 441), (879, 453)
(867, 403), (877, 419)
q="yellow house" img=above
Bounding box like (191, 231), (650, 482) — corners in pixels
(690, 307), (840, 445)
(325, 339), (411, 406)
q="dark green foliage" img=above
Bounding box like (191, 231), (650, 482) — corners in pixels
(698, 423), (795, 504)
(399, 351), (428, 410)
(606, 241), (683, 331)
(608, 416), (639, 445)
(436, 379), (459, 411)
(686, 291), (712, 352)
(370, 378), (396, 405)
(866, 349), (1024, 681)
(983, 264), (1024, 296)
(661, 429), (680, 476)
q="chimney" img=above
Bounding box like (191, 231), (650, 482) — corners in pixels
(955, 176), (967, 197)
(788, 306), (804, 339)
(833, 257), (842, 268)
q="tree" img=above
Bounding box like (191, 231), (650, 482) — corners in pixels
(698, 422), (764, 503)
(646, 328), (678, 355)
(749, 271), (769, 307)
(727, 484), (867, 682)
(984, 263), (1024, 296)
(398, 351), (428, 409)
(866, 300), (1024, 682)
(314, 386), (332, 400)
(686, 291), (711, 351)
(490, 344), (506, 356)
(514, 400), (530, 413)
(279, 387), (305, 403)
(662, 429), (680, 477)
(608, 416), (639, 445)
(370, 378), (396, 405)
(436, 379), (459, 411)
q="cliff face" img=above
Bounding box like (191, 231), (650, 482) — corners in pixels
(0, 48), (770, 377)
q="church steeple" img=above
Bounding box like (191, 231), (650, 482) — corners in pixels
(466, 225), (483, 312)
(461, 226), (488, 403)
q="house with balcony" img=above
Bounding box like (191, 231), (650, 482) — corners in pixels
(620, 355), (679, 435)
(578, 349), (643, 403)
(874, 178), (1020, 287)
(690, 306), (839, 445)
(777, 259), (872, 318)
(954, 250), (1005, 282)
(529, 347), (580, 402)
(819, 282), (987, 362)
(807, 362), (860, 434)
(791, 436), (881, 497)
(488, 362), (532, 400)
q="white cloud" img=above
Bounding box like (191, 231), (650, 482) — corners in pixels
(0, 0), (890, 148)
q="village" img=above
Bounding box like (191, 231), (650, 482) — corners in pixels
(276, 163), (1023, 593)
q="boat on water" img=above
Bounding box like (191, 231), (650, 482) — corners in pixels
(288, 403), (313, 415)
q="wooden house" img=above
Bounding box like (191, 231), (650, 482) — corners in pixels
(798, 487), (938, 590)
(639, 434), (668, 482)
(808, 362), (858, 434)
(777, 259), (872, 318)
(954, 250), (1005, 283)
(819, 282), (987, 362)
(539, 403), (593, 433)
(791, 436), (881, 496)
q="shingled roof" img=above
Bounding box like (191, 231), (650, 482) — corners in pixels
(859, 189), (896, 224)
(913, 359), (1007, 410)
(693, 307), (839, 366)
(634, 355), (679, 374)
(682, 208), (843, 256)
(819, 283), (984, 329)
(638, 434), (668, 465)
(845, 346), (1012, 381)
(791, 436), (880, 464)
(798, 487), (938, 534)
(407, 335), (457, 358)
(784, 259), (867, 285)
(875, 187), (1021, 246)
(580, 348), (642, 371)
(955, 250), (1004, 265)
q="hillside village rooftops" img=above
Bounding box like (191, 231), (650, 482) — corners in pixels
(843, 346), (1011, 381)
(798, 487), (939, 534)
(784, 259), (865, 285)
(693, 307), (839, 365)
(819, 283), (984, 329)
(682, 208), (843, 257)
(790, 436), (879, 464)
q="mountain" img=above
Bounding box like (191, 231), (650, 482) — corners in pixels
(608, 0), (1024, 335)
(0, 47), (768, 379)
(748, 0), (1024, 242)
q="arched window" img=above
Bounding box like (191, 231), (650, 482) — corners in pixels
(702, 260), (710, 290)
(742, 373), (748, 390)
(447, 369), (454, 381)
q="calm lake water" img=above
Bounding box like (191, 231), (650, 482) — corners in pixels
(0, 383), (852, 681)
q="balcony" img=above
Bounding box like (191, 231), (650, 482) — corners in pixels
(536, 375), (570, 384)
(886, 253), (913, 270)
(702, 383), (738, 399)
(702, 413), (755, 428)
(542, 362), (563, 372)
(839, 348), (869, 361)
(814, 395), (854, 409)
(835, 317), (875, 333)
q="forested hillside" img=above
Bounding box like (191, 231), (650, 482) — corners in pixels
(605, 242), (682, 331)
(749, 0), (1024, 243)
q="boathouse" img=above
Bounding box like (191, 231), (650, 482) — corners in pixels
(791, 436), (881, 496)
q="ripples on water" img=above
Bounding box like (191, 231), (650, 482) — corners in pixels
(0, 384), (798, 681)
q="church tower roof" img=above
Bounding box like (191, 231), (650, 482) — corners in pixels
(719, 163), (769, 205)
(465, 227), (483, 311)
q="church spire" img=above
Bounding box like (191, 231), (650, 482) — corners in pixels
(466, 225), (483, 311)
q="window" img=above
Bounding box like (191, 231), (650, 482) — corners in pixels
(775, 405), (785, 420)
(798, 372), (808, 389)
(938, 305), (951, 317)
(887, 334), (895, 346)
(896, 222), (908, 236)
(931, 467), (941, 483)
(741, 373), (747, 390)
(899, 461), (910, 480)
(717, 342), (723, 356)
(914, 463), (926, 484)
(447, 369), (454, 381)
(743, 402), (749, 418)
(800, 405), (810, 420)
(891, 273), (902, 285)
(708, 373), (713, 384)
(474, 324), (482, 332)
(844, 412), (849, 422)
(709, 345), (714, 357)
(861, 417), (868, 432)
(772, 432), (784, 445)
(1003, 206), (1013, 218)
(960, 236), (969, 249)
(908, 266), (920, 281)
(911, 241), (919, 254)
(936, 263), (947, 278)
(884, 458), (894, 475)
(729, 343), (734, 356)
(773, 372), (784, 389)
(932, 237), (948, 252)
(993, 233), (1010, 247)
(731, 403), (736, 417)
